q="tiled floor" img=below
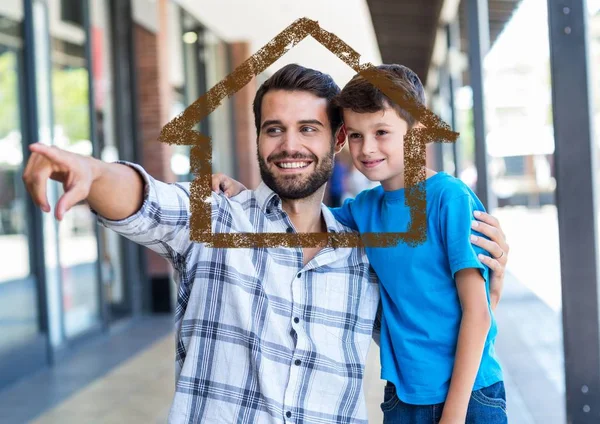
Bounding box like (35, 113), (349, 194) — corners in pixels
(1, 272), (565, 423)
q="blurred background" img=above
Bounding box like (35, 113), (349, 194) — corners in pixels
(0, 0), (599, 423)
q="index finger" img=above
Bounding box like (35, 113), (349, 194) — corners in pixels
(29, 143), (68, 166)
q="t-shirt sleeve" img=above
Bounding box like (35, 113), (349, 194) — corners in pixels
(329, 197), (359, 231)
(440, 194), (489, 282)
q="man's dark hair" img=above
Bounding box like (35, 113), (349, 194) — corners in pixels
(334, 64), (426, 128)
(253, 64), (342, 136)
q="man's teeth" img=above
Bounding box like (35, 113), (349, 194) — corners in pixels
(278, 162), (310, 169)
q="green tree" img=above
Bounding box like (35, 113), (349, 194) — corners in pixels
(458, 107), (475, 165)
(0, 52), (20, 139)
(52, 66), (90, 144)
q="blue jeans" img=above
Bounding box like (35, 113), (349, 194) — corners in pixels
(381, 381), (508, 423)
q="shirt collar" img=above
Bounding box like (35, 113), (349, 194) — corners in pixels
(254, 182), (345, 234)
(255, 181), (282, 214)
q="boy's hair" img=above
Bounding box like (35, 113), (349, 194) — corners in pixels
(252, 63), (342, 137)
(334, 64), (426, 128)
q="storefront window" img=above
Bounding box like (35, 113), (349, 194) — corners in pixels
(0, 11), (29, 284)
(48, 0), (100, 338)
(91, 0), (128, 320)
(175, 10), (233, 181)
(0, 1), (40, 357)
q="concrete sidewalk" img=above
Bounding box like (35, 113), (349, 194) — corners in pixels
(29, 333), (385, 423)
(31, 336), (174, 424)
(8, 272), (564, 423)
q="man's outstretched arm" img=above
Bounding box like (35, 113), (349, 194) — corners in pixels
(23, 142), (144, 221)
(23, 142), (194, 269)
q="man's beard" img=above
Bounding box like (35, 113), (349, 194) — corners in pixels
(258, 146), (335, 200)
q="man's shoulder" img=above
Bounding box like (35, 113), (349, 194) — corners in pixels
(208, 189), (264, 218)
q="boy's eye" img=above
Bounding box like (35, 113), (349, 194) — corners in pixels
(376, 130), (388, 136)
(349, 133), (362, 139)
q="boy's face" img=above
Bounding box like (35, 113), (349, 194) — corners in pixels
(257, 89), (345, 199)
(343, 105), (410, 191)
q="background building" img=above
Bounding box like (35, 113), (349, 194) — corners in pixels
(1, 0), (600, 423)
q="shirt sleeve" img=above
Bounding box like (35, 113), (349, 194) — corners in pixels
(329, 197), (359, 231)
(92, 161), (205, 271)
(440, 194), (489, 282)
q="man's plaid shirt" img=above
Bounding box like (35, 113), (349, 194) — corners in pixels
(96, 163), (381, 424)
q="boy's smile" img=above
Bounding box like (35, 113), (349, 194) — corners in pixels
(361, 158), (385, 168)
(344, 105), (410, 191)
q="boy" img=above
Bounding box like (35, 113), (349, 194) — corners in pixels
(212, 64), (506, 423)
(330, 64), (505, 423)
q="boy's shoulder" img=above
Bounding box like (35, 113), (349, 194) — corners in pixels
(433, 173), (480, 205)
(353, 184), (384, 205)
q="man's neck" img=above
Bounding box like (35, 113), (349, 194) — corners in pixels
(280, 186), (327, 233)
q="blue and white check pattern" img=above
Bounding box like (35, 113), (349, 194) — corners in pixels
(96, 162), (380, 424)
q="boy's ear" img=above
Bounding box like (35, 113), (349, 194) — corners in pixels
(334, 124), (347, 153)
(412, 121), (426, 130)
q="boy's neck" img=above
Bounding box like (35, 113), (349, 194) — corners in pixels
(381, 168), (438, 191)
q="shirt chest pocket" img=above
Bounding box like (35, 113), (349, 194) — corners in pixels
(311, 271), (378, 346)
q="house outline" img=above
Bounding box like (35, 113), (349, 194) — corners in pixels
(158, 17), (459, 248)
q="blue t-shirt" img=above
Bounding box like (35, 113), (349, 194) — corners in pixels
(330, 172), (503, 405)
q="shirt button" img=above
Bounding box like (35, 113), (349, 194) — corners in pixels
(266, 208), (271, 214)
(295, 359), (301, 366)
(296, 273), (301, 278)
(293, 317), (300, 324)
(286, 227), (294, 233)
(286, 411), (292, 418)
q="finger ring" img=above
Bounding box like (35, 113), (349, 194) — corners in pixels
(494, 251), (504, 260)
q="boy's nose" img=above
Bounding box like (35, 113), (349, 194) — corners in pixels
(361, 137), (377, 155)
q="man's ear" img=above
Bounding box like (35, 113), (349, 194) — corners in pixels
(334, 124), (347, 153)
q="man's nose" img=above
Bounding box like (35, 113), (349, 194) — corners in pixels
(280, 132), (302, 151)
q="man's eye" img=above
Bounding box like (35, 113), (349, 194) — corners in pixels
(301, 126), (316, 133)
(266, 128), (282, 134)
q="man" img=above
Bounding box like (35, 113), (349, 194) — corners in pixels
(23, 64), (509, 423)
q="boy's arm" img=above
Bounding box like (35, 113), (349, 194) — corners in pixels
(329, 198), (359, 231)
(440, 268), (491, 423)
(439, 193), (493, 423)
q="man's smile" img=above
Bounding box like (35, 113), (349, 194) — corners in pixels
(273, 160), (313, 171)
